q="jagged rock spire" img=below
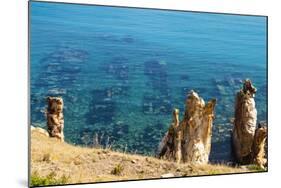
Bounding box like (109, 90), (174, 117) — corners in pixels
(232, 79), (267, 168)
(158, 91), (216, 164)
(46, 97), (64, 142)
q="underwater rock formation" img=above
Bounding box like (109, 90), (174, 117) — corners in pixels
(158, 91), (216, 164)
(46, 97), (64, 142)
(143, 60), (172, 115)
(31, 47), (89, 125)
(232, 79), (267, 168)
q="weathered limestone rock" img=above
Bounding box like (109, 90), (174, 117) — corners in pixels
(157, 109), (181, 162)
(158, 91), (216, 165)
(252, 124), (267, 169)
(46, 97), (64, 142)
(181, 91), (216, 164)
(232, 79), (267, 168)
(173, 109), (182, 163)
(232, 79), (257, 163)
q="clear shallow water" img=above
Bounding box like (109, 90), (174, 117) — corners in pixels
(30, 2), (267, 162)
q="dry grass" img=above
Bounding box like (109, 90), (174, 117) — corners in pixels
(30, 129), (261, 186)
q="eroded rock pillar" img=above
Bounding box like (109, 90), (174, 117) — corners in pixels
(181, 91), (216, 164)
(46, 97), (64, 142)
(232, 79), (257, 163)
(252, 124), (267, 168)
(232, 79), (267, 168)
(157, 91), (216, 165)
(157, 109), (182, 163)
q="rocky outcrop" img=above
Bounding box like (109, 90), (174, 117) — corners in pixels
(252, 123), (267, 168)
(157, 109), (182, 163)
(181, 91), (216, 164)
(158, 91), (216, 164)
(31, 125), (49, 137)
(46, 97), (64, 142)
(232, 79), (257, 163)
(232, 79), (267, 168)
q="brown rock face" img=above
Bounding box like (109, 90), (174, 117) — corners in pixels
(233, 79), (257, 162)
(46, 97), (64, 142)
(232, 79), (267, 168)
(181, 91), (216, 164)
(157, 109), (182, 163)
(158, 91), (216, 164)
(233, 80), (257, 163)
(252, 124), (267, 168)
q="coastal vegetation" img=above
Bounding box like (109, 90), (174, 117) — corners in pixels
(30, 129), (263, 186)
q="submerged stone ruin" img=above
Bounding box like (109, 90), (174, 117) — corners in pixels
(157, 90), (217, 164)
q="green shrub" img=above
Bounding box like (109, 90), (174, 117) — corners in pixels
(247, 164), (266, 172)
(208, 169), (221, 175)
(30, 171), (69, 187)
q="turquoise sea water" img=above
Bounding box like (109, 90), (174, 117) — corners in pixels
(30, 2), (267, 162)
